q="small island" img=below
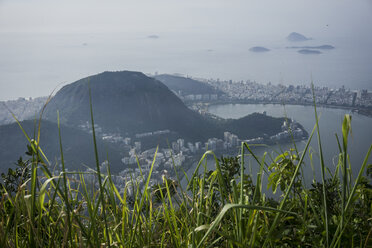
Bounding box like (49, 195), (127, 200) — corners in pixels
(249, 46), (270, 53)
(287, 45), (335, 50)
(147, 35), (159, 39)
(287, 32), (311, 42)
(298, 49), (322, 54)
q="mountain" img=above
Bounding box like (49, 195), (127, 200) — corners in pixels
(44, 71), (220, 141)
(0, 120), (124, 173)
(154, 74), (222, 96)
(249, 46), (270, 53)
(287, 32), (311, 42)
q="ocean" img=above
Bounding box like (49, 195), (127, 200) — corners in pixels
(1, 32), (371, 100)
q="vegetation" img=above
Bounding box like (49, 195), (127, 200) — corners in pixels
(0, 95), (371, 247)
(0, 120), (124, 173)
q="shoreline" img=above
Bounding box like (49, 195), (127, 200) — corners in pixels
(189, 99), (372, 118)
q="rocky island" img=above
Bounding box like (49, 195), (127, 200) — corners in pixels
(298, 49), (322, 54)
(287, 32), (311, 42)
(249, 46), (270, 52)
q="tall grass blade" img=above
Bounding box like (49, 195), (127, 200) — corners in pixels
(89, 84), (110, 247)
(311, 82), (329, 247)
(57, 110), (73, 246)
(262, 121), (316, 247)
(196, 204), (297, 248)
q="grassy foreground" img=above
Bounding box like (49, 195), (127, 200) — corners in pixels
(0, 96), (371, 247)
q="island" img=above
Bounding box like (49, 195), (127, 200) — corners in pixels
(298, 49), (322, 54)
(287, 45), (335, 50)
(287, 32), (311, 42)
(249, 46), (270, 53)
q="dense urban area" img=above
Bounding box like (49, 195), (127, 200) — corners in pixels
(170, 76), (372, 116)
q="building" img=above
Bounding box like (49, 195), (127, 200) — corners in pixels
(134, 141), (141, 152)
(177, 139), (185, 149)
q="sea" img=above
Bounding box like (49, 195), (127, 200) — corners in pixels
(1, 32), (372, 100)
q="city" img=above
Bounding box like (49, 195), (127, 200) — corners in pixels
(64, 118), (306, 197)
(166, 76), (372, 116)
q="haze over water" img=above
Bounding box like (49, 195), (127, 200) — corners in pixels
(1, 0), (372, 100)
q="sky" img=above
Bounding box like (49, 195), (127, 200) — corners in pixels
(0, 0), (372, 100)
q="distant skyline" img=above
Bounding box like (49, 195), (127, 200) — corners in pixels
(1, 0), (372, 100)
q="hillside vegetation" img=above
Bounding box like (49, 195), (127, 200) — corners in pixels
(0, 120), (124, 173)
(0, 101), (370, 247)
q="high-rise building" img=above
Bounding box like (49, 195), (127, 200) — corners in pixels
(177, 139), (185, 149)
(195, 142), (202, 151)
(224, 132), (231, 142)
(124, 137), (131, 145)
(172, 141), (179, 153)
(134, 141), (141, 152)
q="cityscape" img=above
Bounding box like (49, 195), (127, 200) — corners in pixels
(163, 75), (372, 116)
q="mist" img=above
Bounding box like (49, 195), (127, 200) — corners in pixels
(1, 0), (372, 100)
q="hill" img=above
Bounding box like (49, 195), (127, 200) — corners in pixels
(44, 71), (220, 141)
(223, 113), (285, 138)
(154, 74), (222, 96)
(0, 120), (124, 173)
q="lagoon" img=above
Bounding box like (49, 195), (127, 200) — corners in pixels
(184, 104), (372, 189)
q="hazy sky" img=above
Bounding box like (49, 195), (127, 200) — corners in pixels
(1, 0), (371, 100)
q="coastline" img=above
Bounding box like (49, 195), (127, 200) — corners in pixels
(188, 99), (372, 118)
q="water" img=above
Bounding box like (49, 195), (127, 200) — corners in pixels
(184, 104), (372, 188)
(1, 32), (372, 100)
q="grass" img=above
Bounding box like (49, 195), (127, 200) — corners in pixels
(0, 96), (371, 247)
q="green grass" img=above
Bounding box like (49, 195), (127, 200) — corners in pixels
(0, 101), (371, 247)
